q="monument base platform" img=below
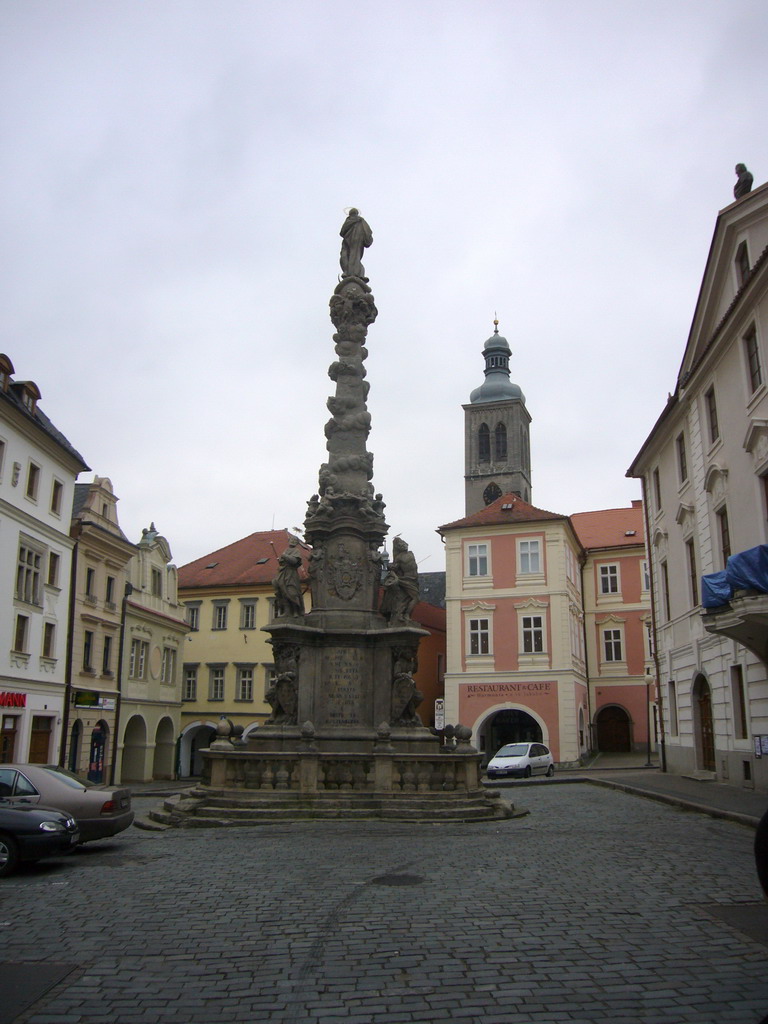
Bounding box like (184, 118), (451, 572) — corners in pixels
(148, 748), (515, 825)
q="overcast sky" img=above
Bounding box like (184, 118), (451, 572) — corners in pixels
(2, 1), (767, 572)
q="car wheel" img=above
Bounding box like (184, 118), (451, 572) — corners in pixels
(0, 834), (19, 878)
(546, 764), (555, 777)
(524, 766), (532, 778)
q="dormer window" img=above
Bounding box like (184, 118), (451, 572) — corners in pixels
(0, 354), (14, 393)
(735, 240), (750, 287)
(17, 381), (41, 415)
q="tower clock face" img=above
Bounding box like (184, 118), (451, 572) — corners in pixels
(483, 483), (502, 506)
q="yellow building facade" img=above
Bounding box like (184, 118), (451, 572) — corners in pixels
(177, 530), (311, 776)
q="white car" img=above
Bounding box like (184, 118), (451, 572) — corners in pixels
(486, 742), (554, 779)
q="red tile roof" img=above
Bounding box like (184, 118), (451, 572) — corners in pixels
(178, 530), (310, 589)
(570, 504), (645, 550)
(438, 493), (566, 533)
(412, 600), (446, 632)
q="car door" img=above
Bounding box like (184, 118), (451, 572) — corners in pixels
(530, 744), (547, 774)
(0, 768), (41, 805)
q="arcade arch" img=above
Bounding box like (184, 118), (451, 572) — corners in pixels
(472, 704), (547, 759)
(121, 714), (148, 783)
(179, 721), (217, 777)
(152, 716), (176, 780)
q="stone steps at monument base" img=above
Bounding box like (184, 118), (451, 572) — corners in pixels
(147, 788), (514, 825)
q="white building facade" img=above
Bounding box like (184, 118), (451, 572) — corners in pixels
(0, 355), (88, 765)
(629, 179), (768, 792)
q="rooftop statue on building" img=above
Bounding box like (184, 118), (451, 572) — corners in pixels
(734, 163), (754, 199)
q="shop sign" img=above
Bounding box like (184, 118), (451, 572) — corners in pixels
(74, 690), (101, 708)
(0, 692), (26, 707)
(465, 682), (552, 696)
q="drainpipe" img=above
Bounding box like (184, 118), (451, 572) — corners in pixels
(578, 553), (594, 758)
(109, 581), (132, 786)
(59, 539), (78, 768)
(641, 477), (666, 772)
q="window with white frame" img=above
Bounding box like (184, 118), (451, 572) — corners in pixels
(467, 543), (489, 577)
(102, 635), (113, 674)
(13, 614), (29, 653)
(735, 239), (750, 287)
(521, 615), (544, 654)
(183, 665), (198, 701)
(82, 631), (94, 671)
(744, 324), (762, 395)
(209, 665), (225, 701)
(676, 433), (688, 483)
(468, 618), (490, 656)
(705, 386), (720, 444)
(161, 646), (176, 684)
(236, 665), (254, 701)
(602, 627), (623, 662)
(129, 638), (149, 679)
(42, 622), (56, 660)
(212, 601), (228, 630)
(599, 564), (619, 595)
(641, 560), (650, 592)
(686, 538), (698, 607)
(518, 539), (541, 575)
(50, 479), (63, 516)
(668, 680), (679, 735)
(186, 603), (200, 631)
(240, 600), (257, 629)
(47, 552), (60, 588)
(26, 462), (40, 501)
(16, 542), (43, 606)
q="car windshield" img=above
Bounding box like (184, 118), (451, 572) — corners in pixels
(41, 766), (92, 790)
(495, 744), (529, 757)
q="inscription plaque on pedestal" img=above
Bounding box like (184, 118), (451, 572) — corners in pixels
(323, 647), (365, 726)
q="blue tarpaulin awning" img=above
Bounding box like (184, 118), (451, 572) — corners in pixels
(701, 545), (768, 609)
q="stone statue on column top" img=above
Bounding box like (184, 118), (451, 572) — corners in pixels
(340, 208), (373, 279)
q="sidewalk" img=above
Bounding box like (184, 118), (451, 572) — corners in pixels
(481, 751), (768, 829)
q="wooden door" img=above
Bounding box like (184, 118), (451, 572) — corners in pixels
(698, 689), (716, 771)
(596, 706), (631, 752)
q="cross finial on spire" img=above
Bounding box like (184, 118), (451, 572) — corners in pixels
(493, 312), (499, 334)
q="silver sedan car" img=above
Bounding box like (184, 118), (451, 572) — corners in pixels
(0, 764), (133, 843)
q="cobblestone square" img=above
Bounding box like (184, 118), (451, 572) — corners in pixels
(3, 784), (767, 1023)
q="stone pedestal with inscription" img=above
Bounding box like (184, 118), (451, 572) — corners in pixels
(163, 214), (514, 824)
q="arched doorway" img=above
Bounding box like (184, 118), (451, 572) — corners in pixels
(152, 717), (176, 780)
(121, 715), (148, 783)
(68, 720), (83, 773)
(87, 721), (109, 782)
(179, 723), (216, 777)
(692, 674), (716, 772)
(595, 705), (631, 752)
(482, 709), (543, 757)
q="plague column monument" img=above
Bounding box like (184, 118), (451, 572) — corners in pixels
(154, 213), (511, 824)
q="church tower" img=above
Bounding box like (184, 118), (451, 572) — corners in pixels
(463, 320), (531, 514)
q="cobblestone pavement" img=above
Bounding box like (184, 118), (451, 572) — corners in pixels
(3, 786), (767, 1024)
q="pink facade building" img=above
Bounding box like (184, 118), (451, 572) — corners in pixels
(439, 324), (652, 764)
